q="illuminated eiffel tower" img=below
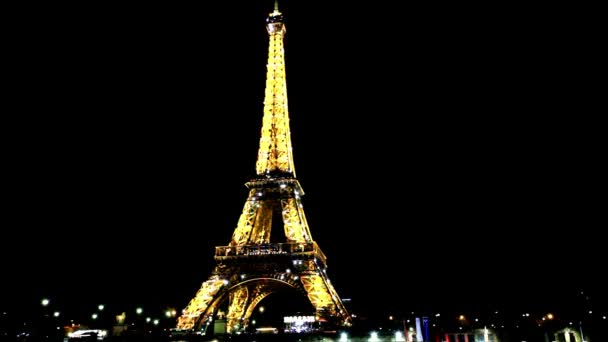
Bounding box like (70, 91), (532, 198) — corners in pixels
(176, 2), (350, 334)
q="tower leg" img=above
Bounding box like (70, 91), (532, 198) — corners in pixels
(226, 286), (249, 333)
(177, 275), (225, 330)
(300, 270), (349, 325)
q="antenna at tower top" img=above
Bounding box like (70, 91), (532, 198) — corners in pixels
(274, 0), (279, 12)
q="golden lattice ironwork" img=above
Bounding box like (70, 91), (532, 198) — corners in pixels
(226, 286), (249, 333)
(177, 5), (350, 333)
(256, 5), (295, 176)
(176, 277), (225, 330)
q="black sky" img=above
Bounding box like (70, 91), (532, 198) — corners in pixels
(2, 2), (604, 318)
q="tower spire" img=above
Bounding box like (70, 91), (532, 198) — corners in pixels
(255, 1), (295, 176)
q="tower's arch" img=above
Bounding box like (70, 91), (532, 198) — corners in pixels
(193, 277), (309, 332)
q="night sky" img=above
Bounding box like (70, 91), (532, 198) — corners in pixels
(3, 2), (604, 320)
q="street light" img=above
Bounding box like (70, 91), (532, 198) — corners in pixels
(53, 312), (60, 317)
(98, 305), (104, 311)
(41, 299), (50, 306)
(136, 308), (143, 315)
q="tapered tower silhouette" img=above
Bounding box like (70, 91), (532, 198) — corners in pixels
(177, 3), (350, 333)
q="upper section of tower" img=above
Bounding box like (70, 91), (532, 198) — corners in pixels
(255, 2), (296, 177)
(266, 3), (285, 34)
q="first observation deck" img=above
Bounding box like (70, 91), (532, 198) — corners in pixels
(215, 242), (327, 266)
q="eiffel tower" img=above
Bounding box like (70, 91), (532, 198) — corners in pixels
(176, 2), (350, 334)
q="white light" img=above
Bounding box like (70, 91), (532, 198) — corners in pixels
(395, 331), (406, 341)
(53, 312), (60, 317)
(259, 306), (265, 313)
(369, 331), (380, 341)
(241, 274), (246, 279)
(603, 316), (606, 320)
(280, 184), (286, 189)
(136, 308), (143, 314)
(41, 299), (50, 306)
(92, 314), (98, 320)
(153, 319), (159, 325)
(286, 269), (291, 273)
(435, 313), (441, 317)
(257, 192), (262, 196)
(588, 310), (592, 314)
(98, 305), (104, 311)
(223, 279), (229, 285)
(146, 317), (151, 322)
(339, 332), (348, 341)
(252, 320), (256, 325)
(165, 311), (172, 318)
(475, 318), (479, 322)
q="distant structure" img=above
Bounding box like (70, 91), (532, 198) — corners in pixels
(176, 3), (350, 334)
